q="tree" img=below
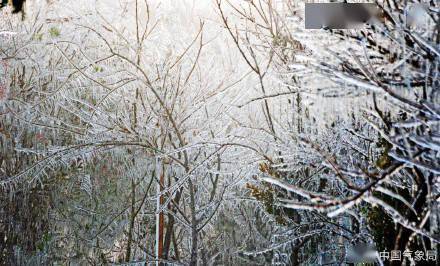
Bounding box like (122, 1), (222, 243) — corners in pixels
(2, 0), (439, 265)
(219, 0), (439, 264)
(1, 0), (244, 264)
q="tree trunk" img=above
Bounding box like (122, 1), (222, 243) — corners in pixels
(188, 179), (198, 266)
(156, 163), (165, 266)
(125, 178), (136, 262)
(163, 188), (182, 259)
(390, 168), (432, 266)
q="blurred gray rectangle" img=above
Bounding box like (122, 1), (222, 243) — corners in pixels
(305, 3), (379, 29)
(345, 244), (378, 263)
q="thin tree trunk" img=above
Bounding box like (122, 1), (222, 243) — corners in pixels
(390, 169), (432, 266)
(163, 188), (182, 259)
(156, 162), (165, 266)
(125, 178), (136, 262)
(188, 179), (198, 266)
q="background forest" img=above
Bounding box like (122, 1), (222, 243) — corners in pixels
(1, 0), (439, 265)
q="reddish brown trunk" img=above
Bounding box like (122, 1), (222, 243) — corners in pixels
(158, 172), (165, 264)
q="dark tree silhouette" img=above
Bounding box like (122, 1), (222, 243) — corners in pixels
(0, 0), (25, 13)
